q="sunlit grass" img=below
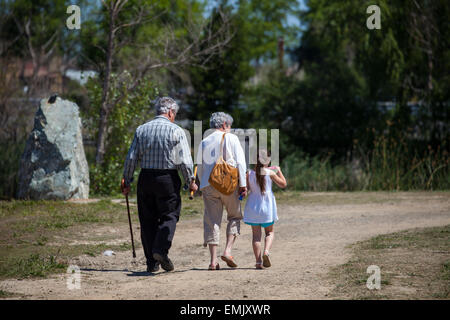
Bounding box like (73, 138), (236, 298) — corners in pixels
(329, 225), (450, 299)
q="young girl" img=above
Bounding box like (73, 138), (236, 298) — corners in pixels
(243, 150), (287, 269)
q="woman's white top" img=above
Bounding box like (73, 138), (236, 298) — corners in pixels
(243, 169), (278, 224)
(196, 130), (247, 190)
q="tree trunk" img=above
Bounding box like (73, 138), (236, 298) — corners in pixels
(95, 8), (115, 166)
(95, 107), (110, 165)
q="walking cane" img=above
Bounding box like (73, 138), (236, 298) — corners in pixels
(122, 179), (136, 258)
(125, 194), (137, 258)
(189, 166), (198, 200)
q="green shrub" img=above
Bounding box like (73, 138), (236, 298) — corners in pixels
(0, 140), (26, 199)
(84, 73), (158, 196)
(281, 152), (364, 191)
(0, 253), (66, 279)
(360, 133), (449, 190)
(281, 135), (449, 191)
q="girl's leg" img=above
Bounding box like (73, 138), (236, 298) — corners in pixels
(251, 225), (263, 264)
(263, 224), (274, 255)
(209, 244), (218, 266)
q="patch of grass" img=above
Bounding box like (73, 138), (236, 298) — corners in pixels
(272, 190), (450, 206)
(0, 253), (67, 279)
(0, 242), (138, 280)
(328, 225), (450, 299)
(0, 199), (126, 236)
(180, 194), (204, 218)
(0, 198), (142, 280)
(182, 207), (200, 216)
(441, 260), (450, 281)
(0, 290), (17, 298)
(281, 141), (450, 191)
(362, 235), (402, 250)
(34, 236), (49, 247)
(69, 242), (135, 259)
(83, 250), (96, 257)
(0, 199), (134, 245)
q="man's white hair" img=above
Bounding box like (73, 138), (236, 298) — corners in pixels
(210, 112), (233, 129)
(155, 97), (179, 115)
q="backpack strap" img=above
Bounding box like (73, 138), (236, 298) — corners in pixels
(219, 133), (226, 158)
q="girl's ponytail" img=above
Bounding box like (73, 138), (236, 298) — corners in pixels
(255, 149), (271, 195)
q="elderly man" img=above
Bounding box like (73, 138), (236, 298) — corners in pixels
(122, 97), (197, 273)
(196, 112), (247, 270)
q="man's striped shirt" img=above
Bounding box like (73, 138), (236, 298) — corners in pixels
(123, 115), (194, 186)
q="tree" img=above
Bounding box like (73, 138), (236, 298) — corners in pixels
(186, 4), (252, 128)
(2, 0), (87, 97)
(186, 0), (300, 128)
(297, 0), (449, 147)
(81, 0), (233, 166)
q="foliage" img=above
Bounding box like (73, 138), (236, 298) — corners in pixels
(297, 0), (449, 144)
(186, 4), (253, 129)
(186, 0), (300, 129)
(1, 0), (77, 56)
(0, 253), (67, 279)
(281, 132), (449, 191)
(359, 130), (449, 191)
(245, 65), (380, 159)
(0, 140), (26, 199)
(281, 151), (362, 191)
(242, 0), (449, 190)
(1, 0), (449, 197)
(84, 73), (158, 195)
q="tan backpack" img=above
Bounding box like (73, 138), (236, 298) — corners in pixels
(208, 133), (239, 195)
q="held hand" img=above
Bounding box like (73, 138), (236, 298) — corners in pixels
(121, 178), (130, 196)
(268, 166), (280, 173)
(238, 186), (247, 198)
(189, 180), (198, 193)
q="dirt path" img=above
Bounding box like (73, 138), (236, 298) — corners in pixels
(1, 192), (449, 299)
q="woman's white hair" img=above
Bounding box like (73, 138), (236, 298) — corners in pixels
(155, 97), (179, 115)
(210, 112), (233, 129)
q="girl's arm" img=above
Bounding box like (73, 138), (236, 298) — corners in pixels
(270, 166), (287, 189)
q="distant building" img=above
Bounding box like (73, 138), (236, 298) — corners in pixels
(2, 56), (95, 97)
(65, 69), (97, 85)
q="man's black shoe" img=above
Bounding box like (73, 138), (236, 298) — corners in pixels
(152, 253), (174, 271)
(147, 262), (160, 273)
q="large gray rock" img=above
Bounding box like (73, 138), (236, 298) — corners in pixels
(17, 97), (89, 200)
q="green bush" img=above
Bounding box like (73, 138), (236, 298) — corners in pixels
(281, 134), (449, 191)
(0, 140), (26, 199)
(84, 73), (158, 196)
(361, 133), (449, 191)
(281, 152), (363, 191)
(0, 253), (66, 279)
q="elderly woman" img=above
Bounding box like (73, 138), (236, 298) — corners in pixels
(196, 112), (247, 270)
(122, 97), (197, 273)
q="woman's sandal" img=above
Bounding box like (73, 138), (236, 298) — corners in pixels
(208, 263), (220, 270)
(221, 255), (238, 268)
(255, 262), (264, 269)
(262, 253), (271, 268)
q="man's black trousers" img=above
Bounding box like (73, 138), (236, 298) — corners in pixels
(137, 169), (181, 266)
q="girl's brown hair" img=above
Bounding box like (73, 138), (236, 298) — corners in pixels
(255, 149), (271, 194)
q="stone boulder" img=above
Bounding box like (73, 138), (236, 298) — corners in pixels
(17, 97), (89, 200)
